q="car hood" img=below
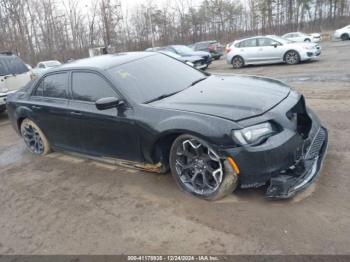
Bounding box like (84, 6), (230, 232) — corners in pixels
(150, 75), (291, 121)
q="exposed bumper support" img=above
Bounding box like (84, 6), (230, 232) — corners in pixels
(266, 127), (328, 199)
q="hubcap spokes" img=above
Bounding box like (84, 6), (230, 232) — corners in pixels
(22, 124), (44, 154)
(287, 52), (297, 63)
(175, 139), (223, 195)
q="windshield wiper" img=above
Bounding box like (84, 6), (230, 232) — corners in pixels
(144, 90), (182, 104)
(189, 77), (208, 87)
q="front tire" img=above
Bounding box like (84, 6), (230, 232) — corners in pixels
(169, 135), (238, 200)
(285, 50), (300, 65)
(231, 56), (244, 69)
(341, 33), (350, 41)
(20, 118), (51, 155)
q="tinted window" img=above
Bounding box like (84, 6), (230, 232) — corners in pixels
(43, 73), (68, 99)
(108, 54), (205, 103)
(258, 38), (280, 46)
(240, 39), (257, 47)
(0, 55), (29, 76)
(33, 73), (68, 98)
(34, 80), (44, 96)
(72, 72), (117, 102)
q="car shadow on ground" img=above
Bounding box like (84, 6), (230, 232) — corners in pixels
(0, 112), (9, 122)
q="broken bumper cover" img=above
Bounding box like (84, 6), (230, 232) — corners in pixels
(266, 127), (328, 198)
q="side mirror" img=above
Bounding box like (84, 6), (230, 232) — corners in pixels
(272, 43), (278, 48)
(95, 97), (124, 111)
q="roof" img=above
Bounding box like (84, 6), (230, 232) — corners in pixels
(59, 52), (155, 70)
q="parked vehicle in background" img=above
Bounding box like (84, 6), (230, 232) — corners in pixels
(309, 33), (322, 42)
(6, 52), (328, 200)
(190, 40), (223, 60)
(32, 60), (62, 77)
(0, 52), (32, 113)
(159, 45), (212, 68)
(334, 25), (350, 40)
(226, 35), (321, 69)
(282, 32), (321, 43)
(146, 48), (208, 70)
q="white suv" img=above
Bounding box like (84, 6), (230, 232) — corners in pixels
(0, 53), (31, 113)
(334, 25), (350, 40)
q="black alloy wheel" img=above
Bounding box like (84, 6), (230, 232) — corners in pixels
(169, 135), (238, 200)
(20, 119), (50, 155)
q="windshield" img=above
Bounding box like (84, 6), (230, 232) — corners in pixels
(108, 54), (206, 103)
(45, 61), (61, 67)
(172, 45), (194, 54)
(0, 55), (29, 76)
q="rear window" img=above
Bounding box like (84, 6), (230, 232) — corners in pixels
(0, 55), (29, 76)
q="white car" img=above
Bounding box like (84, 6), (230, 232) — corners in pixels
(334, 25), (350, 40)
(225, 35), (321, 69)
(32, 60), (62, 76)
(282, 32), (321, 43)
(0, 53), (32, 113)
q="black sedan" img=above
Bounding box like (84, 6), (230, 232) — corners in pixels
(6, 52), (328, 200)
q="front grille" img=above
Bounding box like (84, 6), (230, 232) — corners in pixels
(305, 128), (326, 159)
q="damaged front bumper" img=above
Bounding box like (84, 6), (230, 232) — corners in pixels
(266, 127), (328, 198)
(222, 93), (329, 199)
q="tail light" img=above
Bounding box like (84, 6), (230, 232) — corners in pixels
(226, 47), (232, 53)
(208, 44), (215, 51)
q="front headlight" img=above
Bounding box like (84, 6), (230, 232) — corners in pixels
(233, 122), (276, 145)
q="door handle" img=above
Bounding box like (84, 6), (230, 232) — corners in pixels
(31, 105), (41, 110)
(70, 111), (82, 116)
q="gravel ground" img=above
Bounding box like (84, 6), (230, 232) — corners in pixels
(0, 40), (350, 255)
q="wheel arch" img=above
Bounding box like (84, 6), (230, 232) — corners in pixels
(14, 106), (37, 135)
(149, 129), (216, 170)
(231, 55), (244, 64)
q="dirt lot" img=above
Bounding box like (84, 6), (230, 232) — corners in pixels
(0, 41), (350, 255)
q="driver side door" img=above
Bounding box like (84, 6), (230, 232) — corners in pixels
(256, 38), (283, 62)
(67, 70), (142, 161)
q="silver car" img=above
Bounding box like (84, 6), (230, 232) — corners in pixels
(226, 35), (321, 69)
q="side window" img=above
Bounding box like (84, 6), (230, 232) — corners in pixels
(72, 72), (117, 102)
(38, 63), (45, 68)
(240, 39), (257, 48)
(33, 73), (68, 99)
(34, 80), (44, 96)
(43, 73), (68, 99)
(258, 38), (280, 46)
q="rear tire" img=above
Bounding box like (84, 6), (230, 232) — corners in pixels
(231, 56), (244, 69)
(285, 50), (300, 65)
(20, 118), (51, 155)
(169, 134), (239, 201)
(341, 33), (350, 41)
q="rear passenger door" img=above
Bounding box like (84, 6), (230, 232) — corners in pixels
(29, 72), (71, 147)
(237, 39), (259, 62)
(67, 71), (141, 161)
